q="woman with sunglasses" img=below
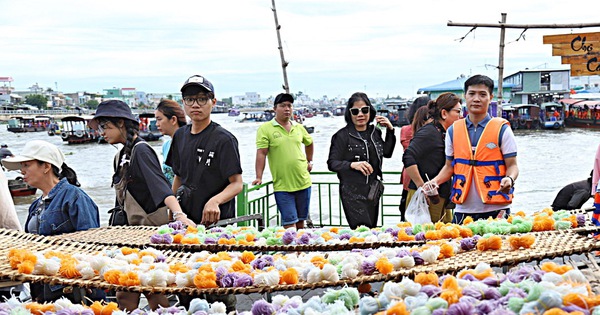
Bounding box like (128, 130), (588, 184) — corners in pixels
(90, 100), (193, 311)
(402, 92), (463, 223)
(327, 92), (396, 229)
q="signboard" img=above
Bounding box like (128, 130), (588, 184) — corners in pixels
(543, 32), (600, 76)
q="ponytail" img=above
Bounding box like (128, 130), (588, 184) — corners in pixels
(48, 162), (79, 187)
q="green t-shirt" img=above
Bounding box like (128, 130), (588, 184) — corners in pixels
(256, 119), (313, 192)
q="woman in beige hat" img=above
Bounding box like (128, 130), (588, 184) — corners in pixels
(1, 140), (102, 303)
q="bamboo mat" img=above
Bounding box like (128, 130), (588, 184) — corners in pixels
(48, 226), (425, 252)
(1, 229), (599, 295)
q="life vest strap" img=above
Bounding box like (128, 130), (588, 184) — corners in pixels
(453, 158), (505, 175)
(452, 174), (467, 187)
(483, 176), (504, 188)
(486, 189), (513, 201)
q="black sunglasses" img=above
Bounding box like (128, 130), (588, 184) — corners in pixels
(350, 107), (370, 116)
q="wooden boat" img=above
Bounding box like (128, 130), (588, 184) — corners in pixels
(540, 102), (565, 130)
(8, 178), (37, 197)
(561, 99), (600, 129)
(237, 110), (275, 123)
(228, 108), (240, 116)
(504, 104), (540, 130)
(6, 116), (53, 133)
(60, 115), (102, 144)
(138, 113), (163, 141)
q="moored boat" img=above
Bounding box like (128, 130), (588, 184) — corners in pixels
(60, 115), (102, 144)
(540, 102), (565, 130)
(8, 178), (37, 197)
(7, 116), (53, 133)
(138, 112), (163, 141)
(561, 98), (600, 129)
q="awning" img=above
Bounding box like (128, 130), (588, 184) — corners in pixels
(572, 100), (600, 108)
(558, 98), (585, 105)
(9, 94), (22, 99)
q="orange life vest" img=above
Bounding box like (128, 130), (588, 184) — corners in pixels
(451, 117), (513, 205)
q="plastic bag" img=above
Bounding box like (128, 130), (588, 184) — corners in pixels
(406, 187), (432, 225)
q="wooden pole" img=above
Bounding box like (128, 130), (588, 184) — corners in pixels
(497, 13), (506, 117)
(271, 0), (290, 94)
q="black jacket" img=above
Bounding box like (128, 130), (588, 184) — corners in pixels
(402, 121), (450, 198)
(327, 124), (396, 185)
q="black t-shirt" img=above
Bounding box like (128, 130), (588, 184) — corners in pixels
(166, 122), (243, 223)
(115, 139), (173, 213)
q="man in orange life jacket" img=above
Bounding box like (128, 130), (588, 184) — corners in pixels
(428, 74), (519, 224)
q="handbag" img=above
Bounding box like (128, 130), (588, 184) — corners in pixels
(367, 178), (385, 201)
(108, 205), (128, 226)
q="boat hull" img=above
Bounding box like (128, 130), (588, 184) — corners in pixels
(8, 179), (37, 197)
(565, 118), (600, 129)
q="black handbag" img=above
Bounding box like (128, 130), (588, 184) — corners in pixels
(367, 178), (385, 201)
(108, 205), (128, 226)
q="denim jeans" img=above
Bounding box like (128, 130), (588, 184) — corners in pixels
(274, 187), (311, 225)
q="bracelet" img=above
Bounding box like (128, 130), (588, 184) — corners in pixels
(173, 212), (187, 219)
(505, 176), (515, 187)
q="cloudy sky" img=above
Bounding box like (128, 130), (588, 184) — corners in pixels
(1, 0), (599, 99)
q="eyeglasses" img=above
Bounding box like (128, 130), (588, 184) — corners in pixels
(183, 97), (210, 107)
(350, 107), (370, 116)
(97, 122), (110, 133)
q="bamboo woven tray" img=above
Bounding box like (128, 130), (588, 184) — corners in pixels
(1, 229), (599, 295)
(48, 226), (425, 252)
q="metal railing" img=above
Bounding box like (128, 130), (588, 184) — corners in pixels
(236, 171), (403, 228)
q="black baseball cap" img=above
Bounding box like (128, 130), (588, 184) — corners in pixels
(274, 93), (294, 105)
(181, 75), (214, 96)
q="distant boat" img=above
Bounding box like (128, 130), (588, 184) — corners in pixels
(322, 111), (333, 118)
(138, 113), (163, 141)
(540, 102), (565, 130)
(381, 99), (409, 126)
(8, 177), (37, 197)
(59, 115), (102, 144)
(228, 108), (241, 116)
(237, 110), (275, 123)
(561, 98), (600, 129)
(332, 106), (345, 116)
(211, 105), (228, 114)
(7, 115), (53, 133)
(503, 104), (540, 130)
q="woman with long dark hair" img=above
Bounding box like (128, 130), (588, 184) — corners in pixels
(90, 100), (193, 311)
(327, 92), (396, 229)
(402, 92), (463, 223)
(399, 96), (430, 220)
(2, 140), (102, 303)
(155, 99), (187, 184)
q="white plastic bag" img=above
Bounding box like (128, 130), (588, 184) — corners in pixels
(405, 187), (432, 225)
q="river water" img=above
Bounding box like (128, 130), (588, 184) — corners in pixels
(2, 114), (599, 226)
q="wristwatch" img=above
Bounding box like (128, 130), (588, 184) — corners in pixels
(307, 161), (313, 166)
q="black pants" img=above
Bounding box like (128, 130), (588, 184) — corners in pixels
(399, 189), (408, 221)
(340, 182), (379, 229)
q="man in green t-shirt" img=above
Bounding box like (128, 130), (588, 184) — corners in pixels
(252, 93), (314, 229)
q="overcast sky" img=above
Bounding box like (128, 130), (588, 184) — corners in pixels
(1, 0), (599, 99)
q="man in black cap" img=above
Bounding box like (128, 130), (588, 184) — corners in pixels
(167, 74), (243, 225)
(168, 74), (242, 311)
(252, 93), (314, 229)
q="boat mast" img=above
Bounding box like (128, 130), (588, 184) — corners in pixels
(271, 0), (290, 93)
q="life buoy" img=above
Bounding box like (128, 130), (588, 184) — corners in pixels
(61, 132), (69, 140)
(75, 130), (85, 138)
(554, 122), (560, 129)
